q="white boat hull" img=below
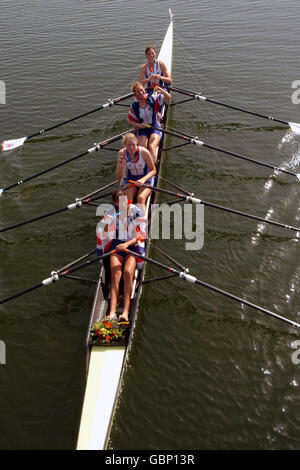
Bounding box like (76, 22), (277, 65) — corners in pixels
(76, 12), (173, 450)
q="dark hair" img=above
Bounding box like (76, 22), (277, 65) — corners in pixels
(145, 45), (156, 55)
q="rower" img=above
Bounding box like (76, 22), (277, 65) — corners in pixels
(115, 133), (156, 215)
(139, 45), (172, 93)
(127, 81), (171, 162)
(96, 190), (146, 323)
(139, 45), (172, 124)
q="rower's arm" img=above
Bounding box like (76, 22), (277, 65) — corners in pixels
(159, 61), (172, 84)
(115, 237), (138, 251)
(127, 237), (138, 247)
(115, 150), (125, 180)
(153, 86), (171, 103)
(138, 64), (149, 86)
(127, 118), (146, 129)
(137, 149), (156, 185)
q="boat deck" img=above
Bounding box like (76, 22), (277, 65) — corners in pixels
(76, 14), (173, 450)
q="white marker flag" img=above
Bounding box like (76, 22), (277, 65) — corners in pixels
(1, 136), (27, 152)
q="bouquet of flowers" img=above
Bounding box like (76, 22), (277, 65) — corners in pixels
(90, 318), (125, 344)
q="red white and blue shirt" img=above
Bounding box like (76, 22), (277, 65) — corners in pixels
(96, 203), (146, 269)
(145, 60), (165, 90)
(128, 92), (164, 127)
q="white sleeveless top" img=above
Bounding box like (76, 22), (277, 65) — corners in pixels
(124, 146), (148, 177)
(145, 60), (164, 89)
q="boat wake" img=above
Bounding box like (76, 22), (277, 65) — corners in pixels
(238, 133), (300, 329)
(251, 132), (300, 245)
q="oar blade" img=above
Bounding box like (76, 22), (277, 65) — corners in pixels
(1, 136), (27, 152)
(288, 122), (300, 135)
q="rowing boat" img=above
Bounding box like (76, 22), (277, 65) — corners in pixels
(1, 7), (299, 452)
(76, 12), (174, 450)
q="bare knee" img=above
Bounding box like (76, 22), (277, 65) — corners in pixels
(148, 142), (156, 154)
(137, 194), (146, 206)
(148, 144), (158, 161)
(123, 257), (136, 282)
(110, 261), (123, 286)
(123, 268), (133, 285)
(111, 272), (122, 288)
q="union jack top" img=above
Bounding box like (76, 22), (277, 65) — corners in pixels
(128, 92), (164, 127)
(96, 203), (147, 269)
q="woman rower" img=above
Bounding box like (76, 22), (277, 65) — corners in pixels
(116, 133), (156, 214)
(96, 190), (146, 322)
(138, 45), (172, 92)
(127, 81), (171, 162)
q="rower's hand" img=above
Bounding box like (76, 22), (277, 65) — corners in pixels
(135, 179), (144, 187)
(150, 74), (160, 81)
(153, 86), (163, 93)
(116, 242), (129, 252)
(140, 123), (147, 129)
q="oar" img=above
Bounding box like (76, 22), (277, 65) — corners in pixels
(57, 249), (96, 274)
(0, 129), (131, 197)
(0, 250), (118, 305)
(0, 184), (129, 233)
(130, 180), (300, 233)
(122, 248), (300, 330)
(170, 85), (300, 136)
(1, 92), (133, 152)
(154, 126), (300, 182)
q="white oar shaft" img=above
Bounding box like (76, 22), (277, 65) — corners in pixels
(171, 86), (300, 132)
(124, 249), (300, 330)
(1, 93), (134, 152)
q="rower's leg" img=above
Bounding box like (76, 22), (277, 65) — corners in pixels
(136, 187), (152, 215)
(108, 253), (124, 318)
(148, 134), (161, 162)
(124, 185), (137, 203)
(137, 134), (148, 149)
(120, 254), (137, 321)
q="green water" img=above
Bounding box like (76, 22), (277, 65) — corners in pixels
(0, 0), (299, 450)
